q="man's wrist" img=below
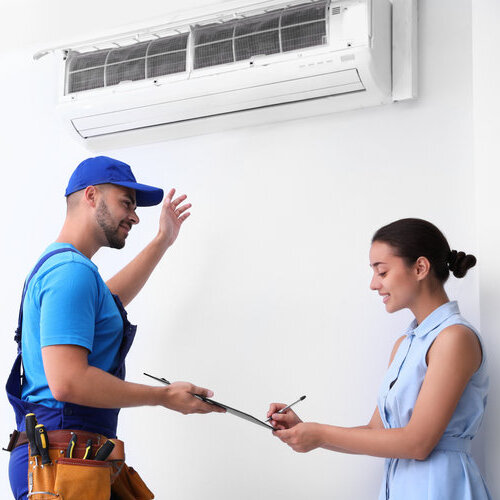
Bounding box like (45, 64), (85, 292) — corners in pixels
(148, 385), (168, 406)
(153, 231), (171, 254)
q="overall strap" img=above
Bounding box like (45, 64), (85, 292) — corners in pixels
(14, 248), (81, 351)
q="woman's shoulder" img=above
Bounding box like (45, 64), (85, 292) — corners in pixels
(429, 324), (483, 374)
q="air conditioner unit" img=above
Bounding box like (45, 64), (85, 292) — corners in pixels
(36, 0), (416, 147)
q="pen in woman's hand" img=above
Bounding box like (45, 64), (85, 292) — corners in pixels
(266, 395), (306, 422)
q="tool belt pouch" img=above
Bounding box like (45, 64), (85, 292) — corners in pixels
(110, 461), (154, 500)
(29, 447), (111, 500)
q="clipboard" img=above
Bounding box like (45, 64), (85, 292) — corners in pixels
(144, 373), (274, 430)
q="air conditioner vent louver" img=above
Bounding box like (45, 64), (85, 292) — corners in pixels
(65, 0), (327, 94)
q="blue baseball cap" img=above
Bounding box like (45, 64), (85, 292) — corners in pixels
(65, 156), (164, 207)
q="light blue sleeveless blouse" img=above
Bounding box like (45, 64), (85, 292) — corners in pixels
(377, 301), (491, 499)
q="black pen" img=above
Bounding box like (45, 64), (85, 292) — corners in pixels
(266, 395), (306, 422)
(144, 373), (171, 385)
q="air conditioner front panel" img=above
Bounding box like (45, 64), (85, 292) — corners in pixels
(72, 68), (364, 137)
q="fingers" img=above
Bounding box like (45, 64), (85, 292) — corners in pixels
(273, 428), (303, 452)
(164, 188), (175, 204)
(267, 403), (288, 418)
(175, 203), (191, 223)
(164, 191), (191, 223)
(162, 189), (188, 210)
(190, 386), (226, 414)
(269, 412), (297, 430)
(170, 193), (187, 209)
(196, 399), (226, 414)
(273, 429), (290, 442)
(271, 413), (292, 422)
(272, 423), (288, 430)
(267, 403), (299, 427)
(164, 381), (225, 415)
(175, 203), (191, 215)
(191, 385), (214, 399)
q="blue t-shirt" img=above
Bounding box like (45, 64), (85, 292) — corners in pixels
(21, 243), (123, 408)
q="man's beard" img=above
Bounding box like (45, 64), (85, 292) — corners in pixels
(96, 200), (127, 249)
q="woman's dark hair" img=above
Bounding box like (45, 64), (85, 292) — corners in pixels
(372, 218), (477, 283)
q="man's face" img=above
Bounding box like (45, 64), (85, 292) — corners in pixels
(95, 185), (139, 249)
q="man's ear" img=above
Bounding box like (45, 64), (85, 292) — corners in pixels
(84, 186), (98, 207)
(415, 256), (431, 281)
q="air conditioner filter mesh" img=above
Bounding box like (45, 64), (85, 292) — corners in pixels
(65, 0), (328, 94)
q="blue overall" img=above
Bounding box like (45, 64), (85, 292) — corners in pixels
(6, 248), (137, 500)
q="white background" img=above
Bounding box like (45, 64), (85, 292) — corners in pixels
(0, 0), (498, 498)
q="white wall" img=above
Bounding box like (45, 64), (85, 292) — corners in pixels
(472, 0), (500, 496)
(1, 1), (496, 498)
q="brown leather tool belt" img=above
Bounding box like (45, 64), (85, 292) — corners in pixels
(6, 429), (125, 461)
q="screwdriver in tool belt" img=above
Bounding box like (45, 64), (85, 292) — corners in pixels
(83, 439), (93, 460)
(34, 424), (51, 465)
(94, 439), (115, 461)
(25, 413), (39, 458)
(66, 433), (77, 458)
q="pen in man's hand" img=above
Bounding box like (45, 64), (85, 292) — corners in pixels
(144, 372), (171, 385)
(266, 395), (306, 422)
(143, 372), (214, 405)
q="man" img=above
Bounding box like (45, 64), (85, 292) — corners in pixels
(6, 156), (224, 499)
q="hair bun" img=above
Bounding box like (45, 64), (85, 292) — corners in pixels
(448, 250), (477, 278)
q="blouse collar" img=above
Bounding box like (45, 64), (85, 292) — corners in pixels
(405, 301), (460, 338)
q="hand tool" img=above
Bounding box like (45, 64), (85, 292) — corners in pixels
(34, 424), (51, 465)
(25, 413), (39, 457)
(94, 439), (115, 461)
(83, 439), (93, 460)
(66, 433), (77, 458)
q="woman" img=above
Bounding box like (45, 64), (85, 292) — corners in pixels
(269, 218), (491, 499)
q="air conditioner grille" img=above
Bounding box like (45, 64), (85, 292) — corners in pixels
(147, 52), (187, 78)
(193, 1), (327, 69)
(235, 13), (280, 37)
(68, 51), (108, 72)
(195, 41), (234, 69)
(107, 60), (145, 86)
(69, 68), (105, 93)
(235, 31), (280, 61)
(195, 25), (236, 45)
(107, 44), (148, 64)
(65, 1), (327, 94)
(282, 21), (326, 51)
(148, 34), (190, 55)
(66, 32), (189, 94)
(281, 3), (327, 26)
